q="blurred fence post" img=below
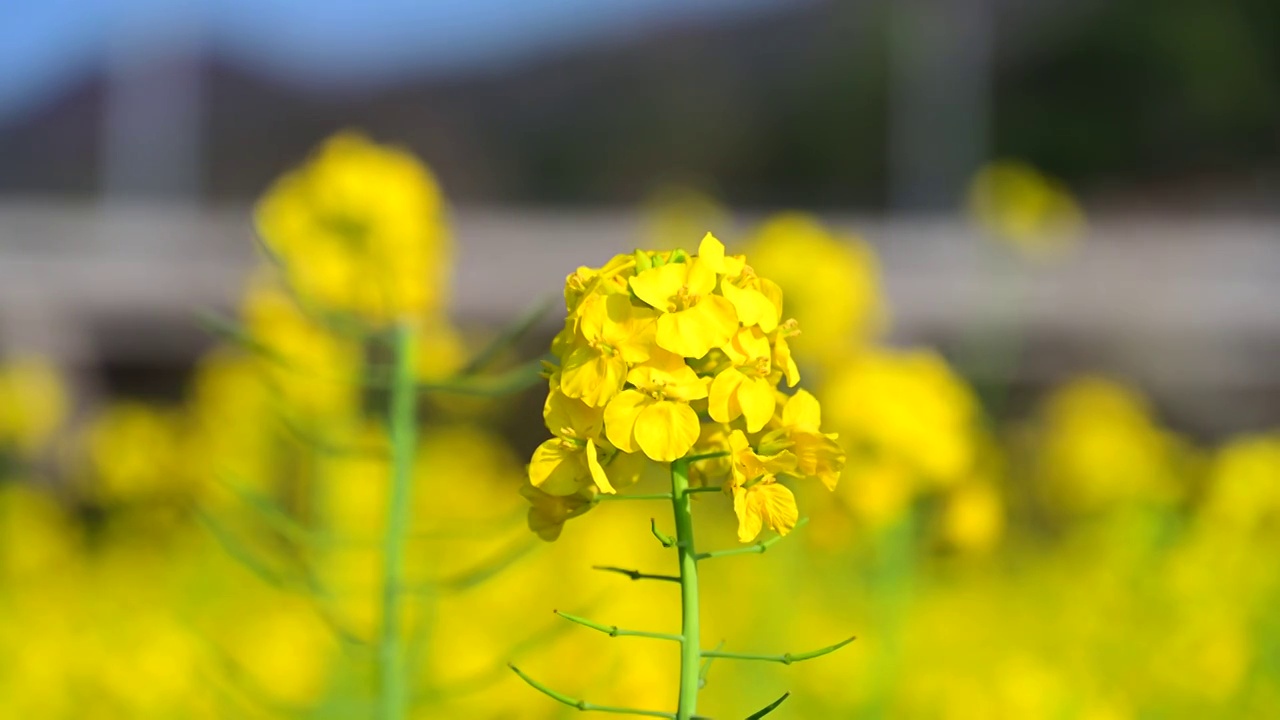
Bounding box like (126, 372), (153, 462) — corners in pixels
(888, 0), (993, 212)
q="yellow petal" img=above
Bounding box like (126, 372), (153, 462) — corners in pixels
(734, 481), (799, 542)
(585, 439), (616, 494)
(733, 484), (763, 543)
(738, 376), (777, 433)
(791, 430), (845, 491)
(656, 295), (738, 358)
(697, 232), (726, 273)
(559, 346), (627, 407)
(773, 334), (800, 387)
(685, 257), (718, 297)
(754, 481), (799, 537)
(627, 349), (691, 391)
(629, 264), (685, 311)
(543, 388), (604, 440)
(708, 368), (746, 424)
(633, 400), (701, 462)
(721, 281), (779, 333)
(604, 298), (658, 364)
(521, 483), (595, 542)
(603, 390), (649, 453)
(528, 440), (589, 496)
(782, 390), (822, 432)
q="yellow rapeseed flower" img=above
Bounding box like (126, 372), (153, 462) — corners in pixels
(604, 351), (708, 462)
(628, 235), (739, 358)
(254, 131), (450, 323)
(525, 232), (845, 543)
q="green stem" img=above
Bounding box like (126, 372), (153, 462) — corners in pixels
(509, 665), (676, 718)
(554, 610), (684, 643)
(378, 321), (418, 720)
(700, 635), (856, 665)
(670, 458), (701, 720)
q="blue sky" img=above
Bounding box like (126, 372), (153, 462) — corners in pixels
(0, 0), (792, 124)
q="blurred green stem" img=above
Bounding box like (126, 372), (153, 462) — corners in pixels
(378, 321), (417, 720)
(670, 458), (701, 720)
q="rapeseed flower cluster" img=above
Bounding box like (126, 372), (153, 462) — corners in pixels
(255, 132), (450, 324)
(525, 233), (845, 543)
(3, 135), (1279, 719)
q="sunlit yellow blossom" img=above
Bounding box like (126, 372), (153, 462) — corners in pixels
(559, 292), (658, 407)
(254, 131), (450, 322)
(564, 253), (636, 314)
(733, 480), (799, 543)
(767, 390), (844, 491)
(708, 327), (777, 431)
(529, 387), (614, 495)
(604, 352), (708, 462)
(727, 429), (796, 490)
(526, 232), (839, 543)
(0, 357), (68, 459)
(629, 235), (738, 358)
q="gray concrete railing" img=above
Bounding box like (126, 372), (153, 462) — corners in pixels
(1, 200), (1277, 434)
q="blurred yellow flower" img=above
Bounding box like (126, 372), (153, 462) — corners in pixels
(1197, 431), (1280, 537)
(83, 401), (186, 503)
(825, 348), (979, 494)
(0, 357), (68, 459)
(1033, 376), (1184, 516)
(967, 160), (1084, 256)
(939, 480), (1005, 554)
(255, 131), (450, 323)
(241, 280), (361, 420)
(740, 214), (884, 367)
(638, 185), (731, 251)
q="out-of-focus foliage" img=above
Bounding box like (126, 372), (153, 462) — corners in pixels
(1, 141), (1277, 719)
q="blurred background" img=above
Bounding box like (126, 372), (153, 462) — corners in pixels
(2, 0), (1277, 430)
(1, 1), (1279, 718)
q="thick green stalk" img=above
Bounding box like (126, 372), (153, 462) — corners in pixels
(669, 458), (701, 720)
(379, 322), (417, 720)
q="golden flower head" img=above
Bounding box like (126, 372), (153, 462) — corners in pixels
(254, 131), (450, 324)
(524, 233), (845, 542)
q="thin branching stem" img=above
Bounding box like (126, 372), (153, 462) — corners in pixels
(508, 665), (677, 718)
(650, 518), (675, 547)
(694, 518), (810, 561)
(592, 565), (680, 583)
(700, 635), (856, 665)
(697, 640), (724, 690)
(554, 611), (684, 643)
